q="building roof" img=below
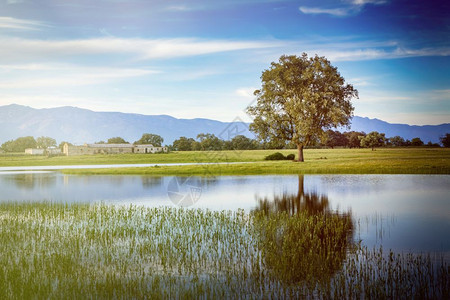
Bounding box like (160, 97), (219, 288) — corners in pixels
(134, 144), (156, 148)
(85, 143), (133, 148)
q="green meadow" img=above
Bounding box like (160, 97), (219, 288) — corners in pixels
(0, 203), (447, 299)
(1, 148), (449, 174)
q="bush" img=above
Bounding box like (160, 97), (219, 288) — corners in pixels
(265, 152), (295, 161)
(286, 154), (295, 160)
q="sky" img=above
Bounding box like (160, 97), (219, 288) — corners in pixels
(0, 0), (449, 125)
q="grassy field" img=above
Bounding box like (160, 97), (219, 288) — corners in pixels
(1, 203), (447, 299)
(1, 148), (449, 174)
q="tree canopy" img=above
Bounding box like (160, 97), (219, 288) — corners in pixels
(1, 136), (37, 152)
(441, 133), (450, 148)
(36, 136), (57, 149)
(134, 133), (164, 147)
(359, 131), (386, 150)
(247, 53), (357, 161)
(107, 137), (129, 144)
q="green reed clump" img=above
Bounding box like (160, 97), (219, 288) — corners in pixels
(252, 210), (354, 286)
(0, 202), (447, 299)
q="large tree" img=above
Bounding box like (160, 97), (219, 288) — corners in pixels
(1, 136), (37, 152)
(247, 53), (357, 161)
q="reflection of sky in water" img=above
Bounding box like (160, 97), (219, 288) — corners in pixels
(0, 172), (448, 258)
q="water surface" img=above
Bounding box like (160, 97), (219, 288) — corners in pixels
(0, 172), (448, 259)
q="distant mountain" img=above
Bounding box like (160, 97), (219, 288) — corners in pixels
(0, 104), (448, 145)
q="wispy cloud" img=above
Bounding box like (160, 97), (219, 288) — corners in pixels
(299, 7), (350, 17)
(0, 16), (48, 31)
(300, 0), (389, 17)
(235, 87), (257, 99)
(0, 64), (157, 88)
(0, 37), (281, 62)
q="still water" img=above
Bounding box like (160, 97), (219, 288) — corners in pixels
(1, 172), (449, 259)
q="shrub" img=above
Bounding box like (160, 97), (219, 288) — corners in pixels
(286, 154), (295, 160)
(264, 152), (295, 161)
(265, 152), (286, 160)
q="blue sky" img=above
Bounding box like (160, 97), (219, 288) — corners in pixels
(0, 0), (448, 125)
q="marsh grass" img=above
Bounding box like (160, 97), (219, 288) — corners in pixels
(0, 203), (448, 299)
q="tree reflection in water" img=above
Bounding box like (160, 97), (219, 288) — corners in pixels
(252, 175), (354, 287)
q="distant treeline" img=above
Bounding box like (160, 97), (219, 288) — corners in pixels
(1, 132), (449, 153)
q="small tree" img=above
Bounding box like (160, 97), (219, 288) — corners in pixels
(389, 136), (406, 147)
(345, 131), (365, 148)
(410, 137), (424, 147)
(196, 133), (223, 151)
(36, 136), (57, 149)
(229, 135), (258, 150)
(247, 53), (357, 161)
(440, 133), (450, 147)
(325, 130), (348, 149)
(135, 133), (164, 147)
(172, 137), (196, 151)
(107, 137), (128, 144)
(359, 131), (386, 151)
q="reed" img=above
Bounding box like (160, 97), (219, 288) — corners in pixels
(0, 202), (447, 299)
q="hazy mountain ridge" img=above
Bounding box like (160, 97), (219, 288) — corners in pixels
(0, 104), (448, 145)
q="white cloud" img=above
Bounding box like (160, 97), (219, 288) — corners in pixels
(300, 0), (389, 17)
(0, 16), (48, 31)
(299, 6), (350, 17)
(235, 87), (257, 99)
(0, 37), (281, 63)
(309, 46), (450, 62)
(0, 64), (157, 88)
(350, 0), (387, 5)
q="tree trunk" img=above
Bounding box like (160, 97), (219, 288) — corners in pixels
(297, 144), (304, 162)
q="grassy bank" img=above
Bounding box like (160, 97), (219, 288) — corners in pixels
(1, 148), (449, 174)
(0, 203), (447, 299)
(63, 148), (450, 175)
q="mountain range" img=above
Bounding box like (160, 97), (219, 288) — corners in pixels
(0, 104), (448, 145)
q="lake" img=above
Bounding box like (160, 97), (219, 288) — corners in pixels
(1, 172), (449, 260)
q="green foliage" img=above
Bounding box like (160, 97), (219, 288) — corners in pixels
(441, 133), (450, 147)
(135, 133), (164, 147)
(285, 153), (295, 160)
(196, 133), (223, 151)
(265, 152), (286, 160)
(410, 137), (424, 146)
(325, 130), (348, 148)
(247, 53), (357, 161)
(359, 131), (386, 150)
(345, 131), (365, 148)
(36, 136), (57, 150)
(107, 137), (128, 144)
(389, 135), (406, 147)
(1, 136), (37, 152)
(227, 135), (259, 150)
(264, 152), (295, 160)
(172, 136), (196, 151)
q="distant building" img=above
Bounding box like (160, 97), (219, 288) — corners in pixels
(63, 143), (168, 156)
(25, 148), (44, 155)
(25, 148), (62, 155)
